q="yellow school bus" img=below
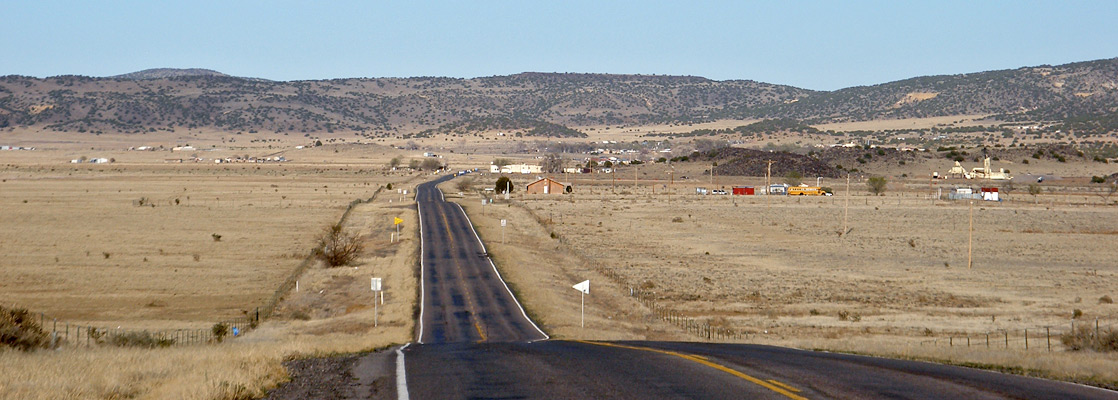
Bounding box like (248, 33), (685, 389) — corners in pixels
(788, 186), (828, 196)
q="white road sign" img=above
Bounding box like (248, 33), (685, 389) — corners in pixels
(573, 280), (589, 294)
(371, 277), (382, 291)
(501, 219), (507, 227)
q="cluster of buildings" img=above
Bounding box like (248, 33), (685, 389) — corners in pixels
(490, 163), (543, 174)
(213, 156), (287, 164)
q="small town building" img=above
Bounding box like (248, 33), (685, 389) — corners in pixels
(491, 163), (543, 174)
(732, 186), (755, 195)
(981, 187), (1000, 201)
(525, 177), (570, 195)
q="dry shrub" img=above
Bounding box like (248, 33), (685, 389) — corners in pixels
(0, 306), (48, 351)
(108, 331), (175, 348)
(671, 216), (684, 223)
(212, 323), (229, 343)
(1101, 295), (1114, 304)
(317, 223), (363, 267)
(1061, 326), (1118, 352)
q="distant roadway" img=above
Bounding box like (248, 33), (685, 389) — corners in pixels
(350, 173), (1118, 399)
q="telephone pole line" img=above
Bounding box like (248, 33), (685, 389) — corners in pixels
(843, 173), (850, 237)
(968, 199), (974, 269)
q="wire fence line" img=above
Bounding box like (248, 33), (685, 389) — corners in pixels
(594, 268), (748, 342)
(259, 185), (385, 320)
(919, 318), (1116, 352)
(509, 197), (747, 341)
(18, 307), (260, 349)
(468, 190), (1118, 350)
(9, 185), (392, 349)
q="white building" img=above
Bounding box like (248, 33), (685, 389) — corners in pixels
(490, 163), (542, 174)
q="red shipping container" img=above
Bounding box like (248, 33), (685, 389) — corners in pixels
(732, 186), (754, 195)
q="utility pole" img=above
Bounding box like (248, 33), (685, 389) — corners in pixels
(634, 164), (638, 191)
(764, 160), (775, 226)
(843, 173), (850, 236)
(765, 160), (775, 193)
(668, 164), (674, 204)
(968, 199), (974, 269)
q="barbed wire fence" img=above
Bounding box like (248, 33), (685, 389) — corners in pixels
(919, 318), (1117, 352)
(7, 185), (392, 349)
(15, 308), (260, 348)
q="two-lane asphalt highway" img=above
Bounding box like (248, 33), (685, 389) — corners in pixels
(402, 340), (1115, 399)
(284, 174), (1115, 399)
(415, 174), (547, 344)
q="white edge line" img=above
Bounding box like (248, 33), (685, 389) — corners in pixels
(396, 343), (411, 400)
(416, 188), (426, 345)
(453, 202), (550, 341)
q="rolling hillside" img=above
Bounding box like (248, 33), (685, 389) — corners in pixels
(1, 59), (1116, 138)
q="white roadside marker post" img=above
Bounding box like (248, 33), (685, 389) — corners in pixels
(572, 280), (590, 328)
(372, 277), (383, 327)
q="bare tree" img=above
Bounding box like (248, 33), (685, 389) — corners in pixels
(407, 159), (420, 170)
(493, 158), (512, 168)
(421, 158), (441, 170)
(317, 224), (363, 267)
(388, 156), (401, 169)
(455, 178), (473, 192)
(541, 153), (563, 173)
(1099, 180), (1118, 204)
(693, 138), (722, 153)
(1028, 183), (1042, 204)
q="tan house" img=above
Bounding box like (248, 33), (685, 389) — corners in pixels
(525, 177), (570, 195)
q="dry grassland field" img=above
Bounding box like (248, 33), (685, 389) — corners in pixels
(0, 146), (428, 399)
(0, 162), (382, 327)
(1, 131), (1117, 398)
(440, 165), (1113, 384)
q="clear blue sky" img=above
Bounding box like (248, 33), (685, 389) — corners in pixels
(3, 1), (1116, 90)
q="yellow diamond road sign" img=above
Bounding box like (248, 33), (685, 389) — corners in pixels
(394, 217), (403, 225)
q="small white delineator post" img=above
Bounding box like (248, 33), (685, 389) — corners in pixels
(572, 280), (589, 328)
(371, 277), (383, 327)
(501, 219), (506, 243)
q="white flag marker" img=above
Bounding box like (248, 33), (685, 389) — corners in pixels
(572, 280), (589, 327)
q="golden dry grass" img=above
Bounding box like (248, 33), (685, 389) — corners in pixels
(0, 171), (421, 400)
(1, 139), (1116, 397)
(437, 179), (689, 342)
(462, 172), (1118, 386)
(0, 163), (397, 328)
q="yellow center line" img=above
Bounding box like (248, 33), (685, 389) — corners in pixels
(439, 205), (487, 342)
(573, 341), (808, 400)
(767, 379), (802, 393)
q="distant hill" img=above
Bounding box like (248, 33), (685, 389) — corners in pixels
(109, 68), (230, 80)
(1, 58), (1116, 137)
(737, 58), (1118, 126)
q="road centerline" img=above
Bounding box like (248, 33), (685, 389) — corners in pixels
(573, 340), (809, 400)
(439, 206), (488, 342)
